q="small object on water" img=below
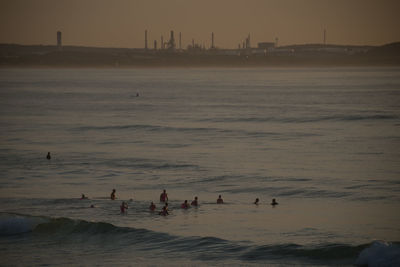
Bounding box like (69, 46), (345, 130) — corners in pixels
(271, 198), (278, 206)
(46, 152), (51, 160)
(149, 202), (156, 211)
(254, 198), (259, 205)
(217, 195), (224, 204)
(111, 189), (116, 200)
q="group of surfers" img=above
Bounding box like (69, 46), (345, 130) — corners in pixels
(82, 188), (278, 216)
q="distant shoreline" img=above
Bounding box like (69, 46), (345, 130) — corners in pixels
(1, 42), (399, 68)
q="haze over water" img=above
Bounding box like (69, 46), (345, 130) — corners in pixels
(0, 67), (400, 266)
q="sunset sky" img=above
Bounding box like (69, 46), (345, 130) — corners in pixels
(1, 0), (399, 49)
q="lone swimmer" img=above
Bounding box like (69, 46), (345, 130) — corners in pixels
(149, 202), (156, 211)
(271, 198), (278, 206)
(46, 152), (51, 160)
(81, 194), (88, 200)
(120, 201), (128, 214)
(217, 195), (224, 204)
(254, 198), (259, 205)
(160, 189), (168, 203)
(111, 189), (116, 200)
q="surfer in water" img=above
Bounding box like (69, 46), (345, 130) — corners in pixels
(160, 189), (168, 203)
(271, 198), (278, 206)
(181, 200), (189, 209)
(46, 152), (51, 160)
(149, 202), (156, 211)
(217, 195), (224, 204)
(111, 189), (116, 200)
(81, 194), (88, 200)
(120, 201), (128, 214)
(254, 198), (259, 205)
(159, 203), (169, 216)
(191, 196), (198, 206)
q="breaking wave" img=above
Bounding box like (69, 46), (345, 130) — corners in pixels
(2, 213), (399, 265)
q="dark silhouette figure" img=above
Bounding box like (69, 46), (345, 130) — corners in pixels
(217, 195), (224, 204)
(149, 202), (156, 211)
(191, 196), (198, 206)
(111, 189), (116, 200)
(46, 152), (51, 160)
(159, 203), (169, 216)
(271, 198), (278, 206)
(120, 201), (128, 214)
(160, 189), (168, 202)
(254, 198), (259, 205)
(181, 200), (189, 209)
(81, 194), (88, 200)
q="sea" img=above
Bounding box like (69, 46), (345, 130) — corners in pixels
(0, 67), (399, 266)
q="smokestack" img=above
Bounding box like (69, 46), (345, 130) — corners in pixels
(57, 31), (62, 50)
(323, 29), (326, 45)
(161, 35), (164, 49)
(154, 40), (157, 50)
(169, 30), (175, 50)
(145, 30), (148, 50)
(211, 32), (214, 49)
(179, 32), (182, 50)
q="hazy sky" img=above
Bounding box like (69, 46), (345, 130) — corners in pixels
(1, 0), (399, 48)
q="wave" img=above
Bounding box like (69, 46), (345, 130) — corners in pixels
(201, 114), (398, 124)
(2, 213), (399, 265)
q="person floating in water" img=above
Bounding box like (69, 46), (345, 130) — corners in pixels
(159, 203), (169, 216)
(81, 194), (88, 200)
(254, 198), (259, 205)
(120, 201), (128, 214)
(181, 200), (189, 209)
(111, 189), (116, 200)
(46, 152), (51, 160)
(271, 198), (278, 206)
(160, 189), (168, 203)
(149, 202), (156, 211)
(191, 196), (198, 207)
(217, 195), (224, 204)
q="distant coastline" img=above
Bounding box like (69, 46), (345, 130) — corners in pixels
(1, 42), (399, 68)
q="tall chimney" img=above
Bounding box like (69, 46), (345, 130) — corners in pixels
(145, 30), (148, 50)
(57, 31), (62, 50)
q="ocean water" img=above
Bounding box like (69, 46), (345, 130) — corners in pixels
(0, 67), (400, 266)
